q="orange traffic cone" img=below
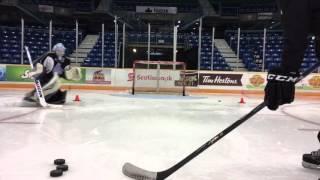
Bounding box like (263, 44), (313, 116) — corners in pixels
(239, 97), (246, 104)
(74, 95), (81, 102)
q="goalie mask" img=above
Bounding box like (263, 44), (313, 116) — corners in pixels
(53, 43), (66, 58)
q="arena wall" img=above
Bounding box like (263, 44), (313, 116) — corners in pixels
(0, 64), (320, 96)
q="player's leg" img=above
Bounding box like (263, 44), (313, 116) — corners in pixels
(46, 90), (67, 104)
(41, 74), (67, 104)
(280, 0), (310, 72)
(312, 9), (320, 59)
(264, 0), (311, 110)
(302, 150), (320, 169)
(24, 73), (67, 105)
(302, 128), (320, 169)
(302, 7), (320, 170)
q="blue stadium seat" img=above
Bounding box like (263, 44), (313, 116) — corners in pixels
(225, 30), (317, 71)
(0, 25), (82, 64)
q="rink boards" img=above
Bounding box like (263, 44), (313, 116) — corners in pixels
(0, 64), (320, 95)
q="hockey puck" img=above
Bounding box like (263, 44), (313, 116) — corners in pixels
(50, 169), (63, 177)
(56, 165), (69, 172)
(54, 159), (65, 165)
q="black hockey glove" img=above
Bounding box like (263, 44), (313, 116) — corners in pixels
(264, 67), (299, 111)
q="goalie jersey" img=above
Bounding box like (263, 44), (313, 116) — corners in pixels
(36, 52), (71, 85)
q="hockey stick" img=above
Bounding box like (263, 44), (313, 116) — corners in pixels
(122, 61), (320, 180)
(25, 46), (62, 108)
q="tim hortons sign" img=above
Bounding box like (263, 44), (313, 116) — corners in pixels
(199, 73), (243, 86)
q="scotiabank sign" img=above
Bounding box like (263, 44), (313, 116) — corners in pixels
(127, 73), (173, 81)
(199, 73), (243, 86)
(136, 74), (173, 81)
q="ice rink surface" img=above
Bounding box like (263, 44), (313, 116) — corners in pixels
(0, 90), (319, 180)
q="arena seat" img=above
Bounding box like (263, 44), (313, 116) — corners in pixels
(0, 25), (82, 64)
(187, 33), (231, 71)
(83, 32), (229, 70)
(225, 30), (319, 72)
(84, 33), (117, 67)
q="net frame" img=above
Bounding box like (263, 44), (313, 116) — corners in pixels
(132, 60), (186, 96)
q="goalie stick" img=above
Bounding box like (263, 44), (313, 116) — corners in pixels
(122, 61), (320, 180)
(25, 46), (62, 108)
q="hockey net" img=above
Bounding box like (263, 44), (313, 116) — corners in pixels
(132, 60), (186, 96)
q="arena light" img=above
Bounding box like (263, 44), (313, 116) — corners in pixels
(133, 48), (137, 53)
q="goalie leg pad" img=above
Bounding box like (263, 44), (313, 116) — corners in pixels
(42, 73), (61, 96)
(46, 90), (67, 104)
(23, 73), (61, 103)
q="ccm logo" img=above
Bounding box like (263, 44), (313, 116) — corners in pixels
(267, 74), (297, 82)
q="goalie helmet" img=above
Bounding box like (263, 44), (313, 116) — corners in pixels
(52, 43), (66, 57)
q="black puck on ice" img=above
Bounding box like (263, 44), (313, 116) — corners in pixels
(54, 159), (65, 165)
(50, 169), (63, 177)
(56, 165), (69, 172)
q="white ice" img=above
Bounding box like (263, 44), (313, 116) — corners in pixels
(0, 90), (319, 180)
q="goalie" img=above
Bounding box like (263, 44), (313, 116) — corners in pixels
(22, 43), (81, 105)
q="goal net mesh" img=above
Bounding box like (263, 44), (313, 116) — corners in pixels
(132, 61), (186, 96)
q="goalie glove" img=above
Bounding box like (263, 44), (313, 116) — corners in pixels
(65, 66), (82, 81)
(264, 67), (299, 111)
(21, 63), (44, 79)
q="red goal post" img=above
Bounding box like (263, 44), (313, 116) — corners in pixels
(132, 60), (186, 96)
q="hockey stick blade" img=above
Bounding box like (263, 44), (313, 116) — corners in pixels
(123, 61), (320, 180)
(123, 163), (158, 180)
